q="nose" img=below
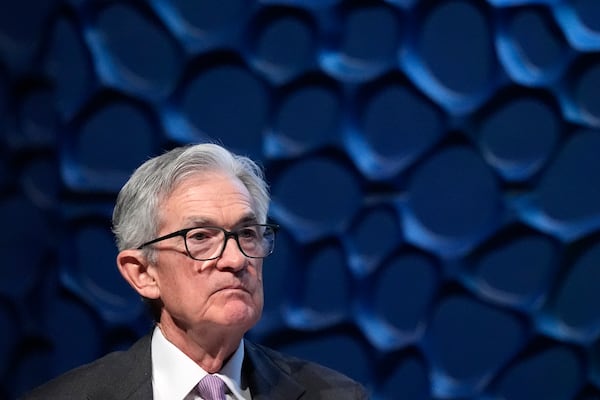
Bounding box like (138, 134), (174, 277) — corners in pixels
(216, 235), (247, 271)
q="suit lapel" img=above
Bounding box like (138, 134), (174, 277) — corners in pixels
(88, 334), (154, 400)
(121, 381), (153, 400)
(118, 334), (153, 400)
(85, 334), (307, 399)
(243, 341), (305, 400)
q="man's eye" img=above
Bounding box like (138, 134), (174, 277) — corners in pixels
(188, 229), (216, 241)
(189, 233), (208, 241)
(239, 228), (258, 238)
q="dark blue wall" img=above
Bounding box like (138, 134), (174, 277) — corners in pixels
(2, 0), (600, 399)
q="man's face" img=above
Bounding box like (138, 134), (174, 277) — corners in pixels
(148, 171), (264, 334)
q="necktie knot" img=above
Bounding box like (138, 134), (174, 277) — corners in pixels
(197, 374), (226, 400)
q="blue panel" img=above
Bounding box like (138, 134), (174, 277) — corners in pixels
(349, 206), (400, 263)
(20, 156), (61, 210)
(250, 8), (316, 82)
(427, 295), (524, 397)
(418, 1), (494, 94)
(44, 17), (92, 118)
(67, 101), (157, 191)
(95, 3), (181, 97)
(380, 357), (430, 400)
(478, 95), (560, 181)
(0, 64), (6, 139)
(259, 229), (294, 314)
(0, 0), (56, 63)
(339, 4), (401, 64)
(170, 0), (248, 32)
(574, 62), (600, 121)
(361, 82), (443, 162)
(3, 0), (600, 399)
(0, 302), (17, 379)
(375, 253), (438, 333)
(573, 0), (600, 32)
(41, 292), (102, 376)
(17, 89), (59, 150)
(555, 241), (600, 337)
(474, 232), (558, 305)
(509, 9), (565, 70)
(406, 146), (502, 255)
(498, 6), (570, 86)
(535, 131), (600, 222)
(272, 156), (361, 229)
(182, 64), (268, 158)
(303, 245), (349, 314)
(71, 223), (139, 309)
(0, 195), (49, 299)
(496, 346), (583, 400)
(277, 333), (368, 383)
(275, 82), (342, 147)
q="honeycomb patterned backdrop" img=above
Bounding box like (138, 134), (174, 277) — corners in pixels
(1, 0), (600, 399)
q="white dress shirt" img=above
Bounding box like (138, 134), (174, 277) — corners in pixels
(151, 326), (252, 400)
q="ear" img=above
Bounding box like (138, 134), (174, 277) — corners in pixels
(117, 249), (160, 300)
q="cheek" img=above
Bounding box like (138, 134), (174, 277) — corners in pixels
(253, 263), (264, 288)
(253, 267), (265, 307)
(155, 262), (210, 304)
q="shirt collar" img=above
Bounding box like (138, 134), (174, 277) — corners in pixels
(151, 326), (247, 400)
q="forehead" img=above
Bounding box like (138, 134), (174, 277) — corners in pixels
(160, 171), (256, 225)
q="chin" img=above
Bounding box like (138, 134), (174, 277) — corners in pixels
(219, 301), (262, 328)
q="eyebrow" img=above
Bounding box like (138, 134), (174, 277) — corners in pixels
(182, 214), (259, 228)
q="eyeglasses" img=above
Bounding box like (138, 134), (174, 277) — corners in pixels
(137, 224), (279, 261)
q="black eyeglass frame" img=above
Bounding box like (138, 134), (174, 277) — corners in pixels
(137, 223), (279, 261)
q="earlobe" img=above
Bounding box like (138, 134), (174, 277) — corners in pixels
(116, 250), (160, 300)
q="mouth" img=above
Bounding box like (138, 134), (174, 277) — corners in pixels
(216, 285), (250, 295)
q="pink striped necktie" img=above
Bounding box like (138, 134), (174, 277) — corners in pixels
(197, 374), (227, 400)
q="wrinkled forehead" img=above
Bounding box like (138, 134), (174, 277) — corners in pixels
(156, 171), (258, 224)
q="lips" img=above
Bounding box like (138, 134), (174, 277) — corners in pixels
(215, 284), (250, 294)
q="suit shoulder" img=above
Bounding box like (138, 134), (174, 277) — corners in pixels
(20, 350), (123, 399)
(20, 335), (152, 400)
(246, 341), (369, 398)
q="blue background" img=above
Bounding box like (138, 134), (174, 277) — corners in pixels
(2, 0), (600, 399)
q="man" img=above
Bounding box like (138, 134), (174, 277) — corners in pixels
(22, 143), (368, 399)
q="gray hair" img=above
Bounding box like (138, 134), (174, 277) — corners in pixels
(112, 143), (270, 253)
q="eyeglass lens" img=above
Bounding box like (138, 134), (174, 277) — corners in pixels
(185, 225), (275, 260)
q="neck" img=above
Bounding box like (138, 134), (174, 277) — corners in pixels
(157, 318), (244, 373)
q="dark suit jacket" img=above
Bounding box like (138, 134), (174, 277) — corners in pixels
(21, 334), (369, 399)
